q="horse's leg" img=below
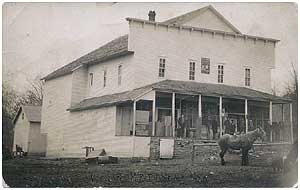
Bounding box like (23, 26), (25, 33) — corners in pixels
(220, 148), (227, 165)
(241, 149), (245, 166)
(245, 150), (249, 166)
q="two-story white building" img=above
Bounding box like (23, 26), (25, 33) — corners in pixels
(41, 5), (292, 158)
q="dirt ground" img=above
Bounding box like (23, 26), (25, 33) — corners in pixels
(2, 149), (298, 188)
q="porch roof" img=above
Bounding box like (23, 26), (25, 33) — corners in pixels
(68, 80), (291, 112)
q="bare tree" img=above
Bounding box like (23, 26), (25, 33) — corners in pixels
(283, 62), (298, 141)
(2, 82), (19, 119)
(2, 79), (44, 119)
(20, 79), (44, 106)
(284, 62), (298, 100)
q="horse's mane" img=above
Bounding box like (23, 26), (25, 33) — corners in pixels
(243, 128), (261, 142)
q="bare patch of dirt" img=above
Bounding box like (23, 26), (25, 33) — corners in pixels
(2, 150), (297, 187)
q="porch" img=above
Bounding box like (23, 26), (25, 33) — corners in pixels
(116, 84), (293, 144)
(69, 80), (293, 158)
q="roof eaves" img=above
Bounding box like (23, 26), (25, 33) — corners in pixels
(86, 50), (134, 67)
(126, 17), (280, 42)
(68, 100), (133, 112)
(13, 107), (22, 124)
(42, 34), (130, 81)
(42, 50), (134, 81)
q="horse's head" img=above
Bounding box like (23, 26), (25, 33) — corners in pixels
(257, 127), (266, 141)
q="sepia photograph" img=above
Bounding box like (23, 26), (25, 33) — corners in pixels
(2, 2), (298, 187)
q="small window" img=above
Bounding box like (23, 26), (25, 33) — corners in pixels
(189, 61), (195, 80)
(103, 70), (107, 87)
(118, 65), (122, 86)
(89, 73), (93, 86)
(22, 113), (24, 120)
(218, 65), (224, 83)
(201, 58), (210, 74)
(245, 68), (251, 86)
(158, 58), (166, 78)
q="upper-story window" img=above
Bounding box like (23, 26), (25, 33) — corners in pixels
(201, 58), (210, 74)
(89, 73), (94, 86)
(245, 68), (251, 86)
(158, 58), (166, 78)
(189, 61), (195, 80)
(103, 70), (107, 87)
(118, 65), (122, 86)
(218, 65), (224, 83)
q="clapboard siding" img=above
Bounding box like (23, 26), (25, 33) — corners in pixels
(59, 106), (134, 158)
(13, 109), (30, 152)
(183, 10), (236, 33)
(71, 66), (88, 106)
(86, 55), (135, 98)
(42, 79), (134, 158)
(41, 74), (73, 157)
(28, 122), (46, 154)
(128, 21), (275, 93)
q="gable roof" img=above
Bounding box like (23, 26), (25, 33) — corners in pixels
(13, 105), (42, 124)
(161, 5), (242, 34)
(42, 34), (133, 81)
(69, 80), (291, 112)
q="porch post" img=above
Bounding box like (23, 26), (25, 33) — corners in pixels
(282, 104), (285, 121)
(290, 103), (293, 143)
(132, 100), (136, 157)
(281, 104), (284, 141)
(269, 101), (273, 142)
(172, 92), (176, 137)
(152, 91), (156, 136)
(133, 101), (136, 136)
(198, 95), (202, 118)
(219, 96), (223, 136)
(197, 94), (202, 138)
(245, 99), (248, 133)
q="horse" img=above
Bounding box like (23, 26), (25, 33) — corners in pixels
(218, 127), (266, 166)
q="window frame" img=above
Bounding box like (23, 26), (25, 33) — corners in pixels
(118, 64), (122, 86)
(189, 60), (196, 80)
(217, 64), (224, 83)
(158, 57), (166, 78)
(245, 68), (251, 86)
(103, 70), (107, 88)
(89, 73), (94, 86)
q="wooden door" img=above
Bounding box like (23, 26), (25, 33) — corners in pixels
(121, 107), (132, 135)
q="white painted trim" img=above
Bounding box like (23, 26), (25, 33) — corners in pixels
(152, 91), (156, 136)
(219, 96), (223, 136)
(126, 18), (279, 43)
(172, 92), (176, 138)
(245, 99), (248, 133)
(198, 94), (202, 118)
(132, 101), (136, 157)
(71, 65), (83, 72)
(133, 88), (153, 101)
(269, 101), (273, 142)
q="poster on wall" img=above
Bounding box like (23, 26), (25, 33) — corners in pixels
(201, 58), (210, 74)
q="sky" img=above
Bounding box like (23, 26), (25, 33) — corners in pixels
(2, 2), (298, 95)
